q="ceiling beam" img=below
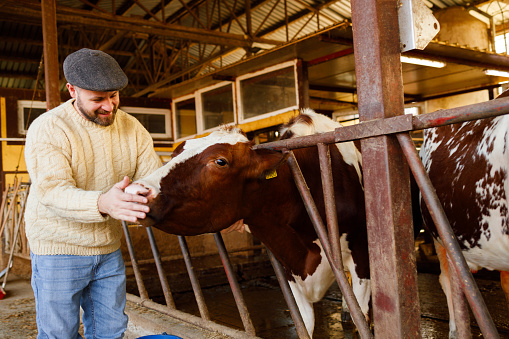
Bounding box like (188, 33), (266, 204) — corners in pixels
(1, 0), (283, 48)
(133, 46), (237, 97)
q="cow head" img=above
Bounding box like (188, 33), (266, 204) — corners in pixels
(126, 126), (287, 235)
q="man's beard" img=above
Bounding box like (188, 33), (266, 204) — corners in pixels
(75, 96), (117, 126)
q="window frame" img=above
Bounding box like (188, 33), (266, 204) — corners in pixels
(172, 93), (197, 142)
(121, 106), (172, 139)
(236, 60), (299, 124)
(17, 100), (48, 135)
(196, 81), (237, 134)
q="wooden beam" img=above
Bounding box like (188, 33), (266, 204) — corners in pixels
(41, 0), (61, 110)
(1, 0), (282, 48)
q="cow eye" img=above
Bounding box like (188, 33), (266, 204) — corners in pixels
(215, 158), (228, 166)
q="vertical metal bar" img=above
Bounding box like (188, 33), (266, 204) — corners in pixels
(40, 0), (60, 110)
(286, 151), (373, 339)
(318, 142), (369, 328)
(178, 235), (211, 320)
(265, 247), (310, 339)
(447, 254), (472, 339)
(351, 0), (421, 336)
(213, 233), (256, 336)
(317, 143), (342, 266)
(146, 226), (176, 309)
(121, 221), (149, 301)
(397, 133), (499, 338)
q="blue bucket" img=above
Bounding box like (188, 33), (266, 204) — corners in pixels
(137, 334), (182, 339)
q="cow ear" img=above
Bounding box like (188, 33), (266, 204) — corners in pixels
(250, 148), (288, 179)
(172, 141), (187, 157)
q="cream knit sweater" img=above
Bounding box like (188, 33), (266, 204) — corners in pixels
(24, 99), (162, 255)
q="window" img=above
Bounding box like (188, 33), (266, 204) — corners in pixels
(173, 95), (197, 140)
(18, 100), (48, 135)
(197, 82), (235, 132)
(122, 107), (172, 139)
(237, 60), (298, 122)
(332, 102), (426, 125)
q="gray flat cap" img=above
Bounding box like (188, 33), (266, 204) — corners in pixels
(63, 48), (128, 92)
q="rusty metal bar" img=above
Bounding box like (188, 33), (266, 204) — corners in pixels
(412, 96), (509, 129)
(253, 97), (509, 152)
(146, 226), (176, 309)
(286, 151), (373, 339)
(316, 142), (371, 332)
(317, 143), (342, 267)
(213, 233), (257, 336)
(265, 247), (310, 339)
(127, 294), (261, 339)
(351, 0), (421, 336)
(125, 244), (265, 267)
(177, 235), (211, 320)
(396, 132), (500, 338)
(447, 254), (472, 339)
(121, 220), (149, 301)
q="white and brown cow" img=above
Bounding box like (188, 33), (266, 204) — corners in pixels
(126, 109), (370, 337)
(419, 105), (509, 338)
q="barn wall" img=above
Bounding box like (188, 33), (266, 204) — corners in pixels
(121, 226), (255, 263)
(0, 97), (28, 185)
(427, 90), (490, 113)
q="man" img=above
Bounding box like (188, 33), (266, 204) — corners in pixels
(24, 48), (162, 338)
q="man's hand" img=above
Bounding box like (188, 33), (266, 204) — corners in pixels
(98, 176), (150, 223)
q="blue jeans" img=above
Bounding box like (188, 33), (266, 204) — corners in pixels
(30, 249), (128, 339)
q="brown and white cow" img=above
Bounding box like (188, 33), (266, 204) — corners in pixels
(125, 109), (370, 337)
(419, 107), (509, 338)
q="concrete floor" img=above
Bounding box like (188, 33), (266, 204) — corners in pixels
(163, 271), (509, 338)
(1, 261), (509, 338)
(0, 274), (233, 339)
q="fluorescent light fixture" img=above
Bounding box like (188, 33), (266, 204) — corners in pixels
(484, 69), (509, 78)
(468, 10), (491, 26)
(401, 56), (446, 68)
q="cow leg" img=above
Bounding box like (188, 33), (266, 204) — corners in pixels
(341, 294), (352, 323)
(340, 271), (353, 323)
(288, 243), (337, 338)
(342, 246), (371, 323)
(501, 271), (509, 308)
(435, 240), (460, 339)
(288, 282), (316, 338)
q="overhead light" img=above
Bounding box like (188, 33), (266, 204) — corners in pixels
(468, 10), (491, 27)
(484, 69), (509, 78)
(401, 56), (446, 68)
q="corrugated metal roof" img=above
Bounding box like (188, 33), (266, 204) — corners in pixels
(1, 0), (509, 99)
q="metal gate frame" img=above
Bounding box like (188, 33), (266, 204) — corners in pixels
(123, 95), (509, 338)
(123, 0), (509, 337)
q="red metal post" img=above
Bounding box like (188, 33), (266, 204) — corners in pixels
(350, 0), (421, 337)
(41, 0), (61, 110)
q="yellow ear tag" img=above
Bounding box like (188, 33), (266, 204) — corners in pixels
(265, 169), (278, 179)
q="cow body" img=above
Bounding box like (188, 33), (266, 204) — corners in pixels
(126, 109), (370, 337)
(419, 114), (509, 338)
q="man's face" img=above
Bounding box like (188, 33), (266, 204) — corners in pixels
(67, 84), (119, 126)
